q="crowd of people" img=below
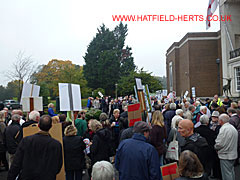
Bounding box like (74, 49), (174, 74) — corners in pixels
(0, 94), (239, 180)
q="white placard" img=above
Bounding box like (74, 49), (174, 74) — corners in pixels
(192, 87), (196, 98)
(59, 83), (82, 111)
(135, 78), (143, 90)
(21, 83), (40, 104)
(162, 90), (168, 96)
(98, 91), (103, 98)
(184, 91), (189, 98)
(22, 97), (43, 112)
(59, 83), (71, 111)
(72, 84), (82, 111)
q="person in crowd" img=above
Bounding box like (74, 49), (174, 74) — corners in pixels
(176, 150), (208, 180)
(52, 115), (60, 124)
(5, 114), (23, 169)
(8, 110), (25, 126)
(90, 120), (112, 167)
(194, 115), (217, 176)
(3, 108), (11, 125)
(113, 99), (120, 111)
(171, 109), (183, 128)
(205, 98), (211, 110)
(163, 103), (176, 135)
(119, 117), (129, 140)
(222, 96), (232, 109)
(92, 161), (115, 180)
(168, 118), (186, 155)
(227, 108), (240, 165)
(119, 122), (134, 142)
(63, 125), (86, 180)
(59, 114), (72, 137)
(182, 101), (190, 113)
(150, 110), (167, 168)
(231, 102), (238, 109)
(0, 102), (4, 111)
(210, 95), (223, 107)
(48, 103), (57, 117)
(178, 119), (210, 174)
(75, 111), (87, 137)
(215, 114), (238, 180)
(22, 110), (40, 128)
(110, 109), (120, 151)
(93, 97), (101, 109)
(101, 96), (108, 114)
(194, 106), (207, 127)
(87, 97), (93, 109)
(7, 115), (63, 180)
(209, 111), (221, 134)
(0, 111), (8, 171)
(115, 121), (160, 180)
(99, 112), (111, 129)
(120, 106), (128, 119)
(184, 105), (195, 121)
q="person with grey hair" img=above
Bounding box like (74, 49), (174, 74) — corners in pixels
(115, 121), (160, 180)
(4, 114), (23, 168)
(215, 114), (238, 180)
(171, 109), (183, 128)
(227, 108), (240, 166)
(8, 110), (25, 126)
(184, 105), (195, 121)
(164, 103), (176, 135)
(22, 110), (40, 128)
(92, 161), (115, 180)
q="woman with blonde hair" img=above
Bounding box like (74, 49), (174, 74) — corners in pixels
(63, 125), (85, 180)
(176, 150), (208, 180)
(90, 120), (112, 168)
(150, 110), (167, 168)
(52, 116), (60, 124)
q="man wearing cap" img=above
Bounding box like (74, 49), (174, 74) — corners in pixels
(115, 121), (160, 180)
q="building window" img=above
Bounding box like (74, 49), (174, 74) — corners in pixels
(235, 67), (240, 91)
(169, 62), (173, 91)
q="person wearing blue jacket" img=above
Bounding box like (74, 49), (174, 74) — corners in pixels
(115, 121), (160, 180)
(48, 103), (57, 117)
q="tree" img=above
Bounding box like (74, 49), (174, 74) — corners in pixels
(32, 59), (91, 99)
(83, 22), (135, 96)
(7, 51), (37, 101)
(118, 68), (162, 96)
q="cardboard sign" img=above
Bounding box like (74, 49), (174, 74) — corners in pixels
(192, 87), (196, 98)
(128, 103), (142, 127)
(22, 97), (43, 112)
(161, 162), (179, 180)
(135, 78), (143, 90)
(59, 83), (82, 111)
(23, 123), (65, 180)
(21, 83), (40, 104)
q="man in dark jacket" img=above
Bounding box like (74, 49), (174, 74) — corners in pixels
(22, 110), (40, 128)
(115, 121), (160, 180)
(4, 114), (23, 168)
(163, 103), (176, 135)
(7, 115), (63, 180)
(178, 119), (211, 175)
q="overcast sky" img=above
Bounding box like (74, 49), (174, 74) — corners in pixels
(0, 0), (220, 86)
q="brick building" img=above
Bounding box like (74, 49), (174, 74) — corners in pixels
(166, 32), (222, 97)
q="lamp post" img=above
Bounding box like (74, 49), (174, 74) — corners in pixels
(115, 83), (118, 99)
(216, 58), (221, 96)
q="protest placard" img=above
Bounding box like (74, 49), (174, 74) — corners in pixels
(160, 162), (179, 180)
(22, 97), (43, 112)
(128, 103), (142, 127)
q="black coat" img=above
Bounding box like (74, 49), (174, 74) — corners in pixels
(90, 128), (113, 165)
(194, 125), (216, 148)
(63, 135), (86, 171)
(22, 120), (38, 128)
(7, 132), (62, 180)
(181, 133), (211, 174)
(4, 121), (23, 154)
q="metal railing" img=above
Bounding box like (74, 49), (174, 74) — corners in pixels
(230, 48), (240, 59)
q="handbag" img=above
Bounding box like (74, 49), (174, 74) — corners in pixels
(166, 129), (179, 161)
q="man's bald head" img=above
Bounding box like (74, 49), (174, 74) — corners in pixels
(178, 119), (194, 137)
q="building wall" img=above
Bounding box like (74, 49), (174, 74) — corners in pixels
(166, 33), (222, 97)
